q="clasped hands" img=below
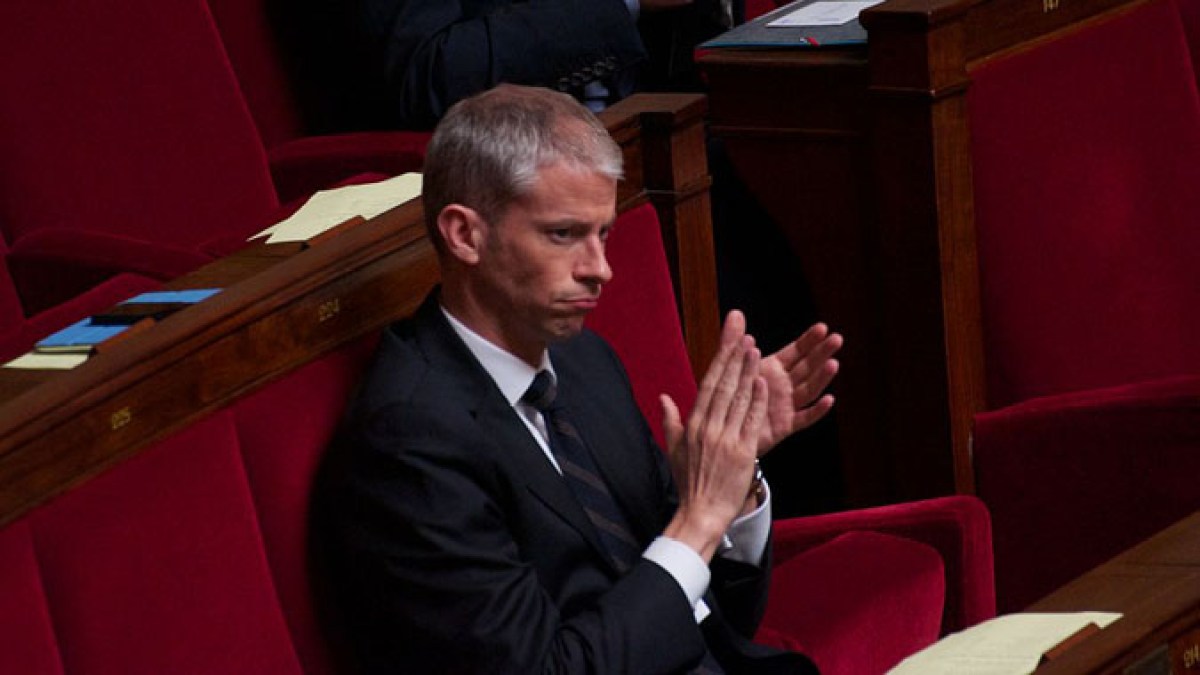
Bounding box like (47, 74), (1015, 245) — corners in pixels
(661, 311), (841, 561)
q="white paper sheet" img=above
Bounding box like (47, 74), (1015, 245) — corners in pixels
(4, 352), (89, 370)
(887, 612), (1122, 675)
(767, 0), (883, 26)
(252, 172), (423, 244)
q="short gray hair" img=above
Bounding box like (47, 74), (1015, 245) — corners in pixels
(422, 84), (623, 250)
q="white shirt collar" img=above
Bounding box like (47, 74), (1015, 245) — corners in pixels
(440, 305), (555, 406)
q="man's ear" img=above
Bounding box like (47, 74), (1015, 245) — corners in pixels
(437, 205), (486, 265)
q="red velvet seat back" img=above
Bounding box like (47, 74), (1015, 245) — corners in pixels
(205, 0), (394, 144)
(0, 522), (64, 675)
(586, 203), (698, 448)
(0, 337), (379, 674)
(0, 0), (278, 249)
(205, 0), (306, 149)
(233, 334), (380, 675)
(967, 0), (1200, 409)
(28, 413), (304, 674)
(1179, 0), (1200, 89)
(0, 236), (29, 347)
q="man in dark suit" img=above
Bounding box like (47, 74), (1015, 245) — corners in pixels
(318, 84), (841, 674)
(355, 0), (735, 127)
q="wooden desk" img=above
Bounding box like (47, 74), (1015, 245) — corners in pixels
(698, 0), (1149, 505)
(0, 94), (718, 528)
(1029, 511), (1200, 674)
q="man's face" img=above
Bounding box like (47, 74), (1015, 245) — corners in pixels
(474, 162), (617, 361)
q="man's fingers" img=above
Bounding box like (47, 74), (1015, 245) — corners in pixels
(790, 393), (836, 433)
(792, 358), (839, 406)
(743, 376), (769, 443)
(772, 322), (829, 371)
(693, 311), (747, 420)
(660, 394), (683, 456)
(722, 344), (761, 429)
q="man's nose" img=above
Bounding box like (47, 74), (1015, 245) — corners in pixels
(577, 237), (612, 284)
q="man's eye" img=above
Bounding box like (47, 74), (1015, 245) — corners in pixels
(549, 229), (573, 241)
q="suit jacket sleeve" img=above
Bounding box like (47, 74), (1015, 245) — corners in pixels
(361, 0), (647, 127)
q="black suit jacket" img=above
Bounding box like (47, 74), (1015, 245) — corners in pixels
(358, 0), (646, 127)
(316, 295), (815, 674)
(356, 0), (741, 128)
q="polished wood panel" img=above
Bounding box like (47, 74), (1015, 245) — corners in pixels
(1030, 511), (1200, 674)
(0, 94), (719, 528)
(698, 0), (1155, 505)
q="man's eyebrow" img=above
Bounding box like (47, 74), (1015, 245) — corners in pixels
(532, 217), (616, 229)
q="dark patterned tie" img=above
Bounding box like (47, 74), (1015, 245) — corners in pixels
(523, 371), (725, 675)
(523, 371), (641, 572)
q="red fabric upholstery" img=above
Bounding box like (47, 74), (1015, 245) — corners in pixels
(769, 495), (995, 634)
(29, 413), (303, 675)
(205, 0), (307, 150)
(744, 0), (786, 20)
(205, 0), (428, 203)
(267, 133), (429, 204)
(8, 230), (204, 316)
(757, 531), (945, 675)
(968, 0), (1200, 409)
(587, 202), (698, 448)
(233, 335), (381, 675)
(0, 0), (278, 307)
(974, 376), (1200, 610)
(1178, 0), (1200, 89)
(0, 522), (63, 675)
(967, 0), (1200, 611)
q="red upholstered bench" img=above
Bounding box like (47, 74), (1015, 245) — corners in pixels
(0, 205), (992, 674)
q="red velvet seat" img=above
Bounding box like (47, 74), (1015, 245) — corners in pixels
(588, 203), (995, 674)
(205, 0), (429, 203)
(966, 0), (1200, 611)
(0, 0), (280, 314)
(233, 334), (381, 675)
(30, 413), (306, 675)
(0, 522), (63, 675)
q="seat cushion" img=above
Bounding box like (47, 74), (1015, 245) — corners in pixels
(974, 375), (1200, 611)
(756, 530), (946, 675)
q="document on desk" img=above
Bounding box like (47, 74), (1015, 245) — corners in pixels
(254, 172), (423, 244)
(4, 352), (89, 370)
(887, 612), (1122, 675)
(767, 0), (883, 27)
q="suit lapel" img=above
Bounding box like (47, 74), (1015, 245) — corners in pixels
(413, 298), (615, 570)
(553, 345), (663, 547)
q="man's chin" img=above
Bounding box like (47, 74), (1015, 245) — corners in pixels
(545, 317), (588, 343)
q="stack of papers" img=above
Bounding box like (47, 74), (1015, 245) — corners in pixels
(888, 612), (1122, 674)
(253, 172), (423, 244)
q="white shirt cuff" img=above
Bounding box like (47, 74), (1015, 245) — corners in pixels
(644, 536), (711, 622)
(720, 479), (772, 565)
